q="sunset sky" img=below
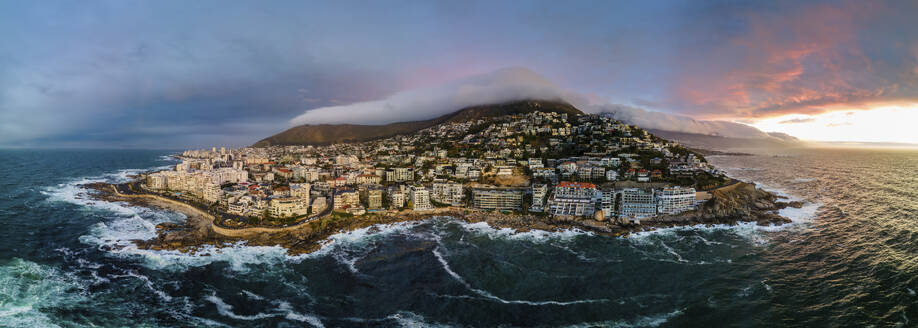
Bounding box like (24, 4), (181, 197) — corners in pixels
(1, 0), (917, 148)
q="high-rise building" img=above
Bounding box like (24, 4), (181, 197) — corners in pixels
(530, 184), (548, 211)
(368, 189), (383, 209)
(548, 182), (599, 217)
(620, 188), (656, 218)
(472, 188), (523, 211)
(432, 182), (464, 205)
(657, 186), (696, 215)
(410, 187), (432, 210)
(601, 189), (615, 219)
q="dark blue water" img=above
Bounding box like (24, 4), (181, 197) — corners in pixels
(0, 148), (915, 327)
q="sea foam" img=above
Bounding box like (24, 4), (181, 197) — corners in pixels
(0, 259), (87, 328)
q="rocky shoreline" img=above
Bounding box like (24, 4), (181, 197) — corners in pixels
(84, 180), (802, 256)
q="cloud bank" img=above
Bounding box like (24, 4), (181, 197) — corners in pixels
(291, 68), (579, 125)
(588, 104), (774, 139)
(291, 67), (779, 139)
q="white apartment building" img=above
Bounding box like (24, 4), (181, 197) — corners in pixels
(333, 190), (360, 210)
(432, 182), (464, 205)
(387, 167), (413, 182)
(657, 186), (696, 215)
(530, 183), (548, 211)
(620, 188), (656, 218)
(202, 183), (223, 204)
(601, 189), (615, 219)
(390, 191), (406, 209)
(549, 182), (599, 217)
(472, 189), (523, 211)
(368, 189), (383, 209)
(270, 196), (308, 217)
(606, 170), (619, 181)
(311, 197), (327, 214)
(410, 187), (433, 211)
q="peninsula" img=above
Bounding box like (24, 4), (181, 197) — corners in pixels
(87, 100), (801, 255)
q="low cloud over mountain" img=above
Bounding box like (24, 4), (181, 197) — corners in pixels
(290, 68), (579, 126)
(291, 68), (784, 140)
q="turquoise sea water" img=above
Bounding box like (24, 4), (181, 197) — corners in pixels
(0, 148), (915, 327)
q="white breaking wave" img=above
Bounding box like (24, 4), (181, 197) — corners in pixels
(309, 220), (427, 258)
(778, 201), (821, 225)
(0, 259), (88, 328)
(204, 293), (324, 327)
(205, 294), (277, 321)
(451, 221), (593, 243)
(339, 311), (456, 327)
(123, 270), (173, 302)
(431, 247), (608, 306)
(560, 308), (684, 328)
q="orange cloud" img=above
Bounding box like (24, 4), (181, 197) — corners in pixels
(669, 1), (910, 120)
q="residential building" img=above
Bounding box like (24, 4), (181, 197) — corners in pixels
(601, 189), (615, 219)
(410, 187), (432, 210)
(620, 188), (656, 219)
(390, 191), (405, 209)
(368, 189), (383, 209)
(311, 197), (327, 214)
(431, 182), (464, 205)
(270, 196), (308, 217)
(333, 189), (360, 210)
(657, 186), (696, 215)
(472, 188), (523, 211)
(549, 182), (599, 217)
(530, 183), (548, 211)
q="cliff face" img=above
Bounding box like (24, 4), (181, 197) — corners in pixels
(253, 100), (583, 146)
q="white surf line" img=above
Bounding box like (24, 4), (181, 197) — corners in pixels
(204, 292), (325, 327)
(659, 241), (688, 263)
(122, 270), (173, 302)
(431, 247), (608, 306)
(204, 294), (277, 321)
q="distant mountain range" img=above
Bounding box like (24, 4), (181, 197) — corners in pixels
(253, 100), (583, 146)
(646, 129), (799, 151)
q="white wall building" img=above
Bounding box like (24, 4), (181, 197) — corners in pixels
(620, 188), (656, 218)
(657, 186), (696, 215)
(410, 187), (433, 210)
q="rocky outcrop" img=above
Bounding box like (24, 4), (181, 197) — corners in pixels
(645, 182), (797, 227)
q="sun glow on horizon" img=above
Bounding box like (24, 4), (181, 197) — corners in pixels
(751, 105), (918, 144)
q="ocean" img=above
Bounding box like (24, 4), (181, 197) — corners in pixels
(0, 148), (915, 327)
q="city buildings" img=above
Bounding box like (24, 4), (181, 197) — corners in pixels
(141, 109), (721, 224)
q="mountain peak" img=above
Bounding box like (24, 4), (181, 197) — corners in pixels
(253, 99), (582, 147)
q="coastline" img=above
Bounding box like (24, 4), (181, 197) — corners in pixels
(85, 179), (802, 256)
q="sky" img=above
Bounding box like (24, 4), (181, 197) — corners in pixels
(1, 0), (917, 148)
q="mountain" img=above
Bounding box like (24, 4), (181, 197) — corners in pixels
(646, 129), (799, 152)
(254, 100), (583, 146)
